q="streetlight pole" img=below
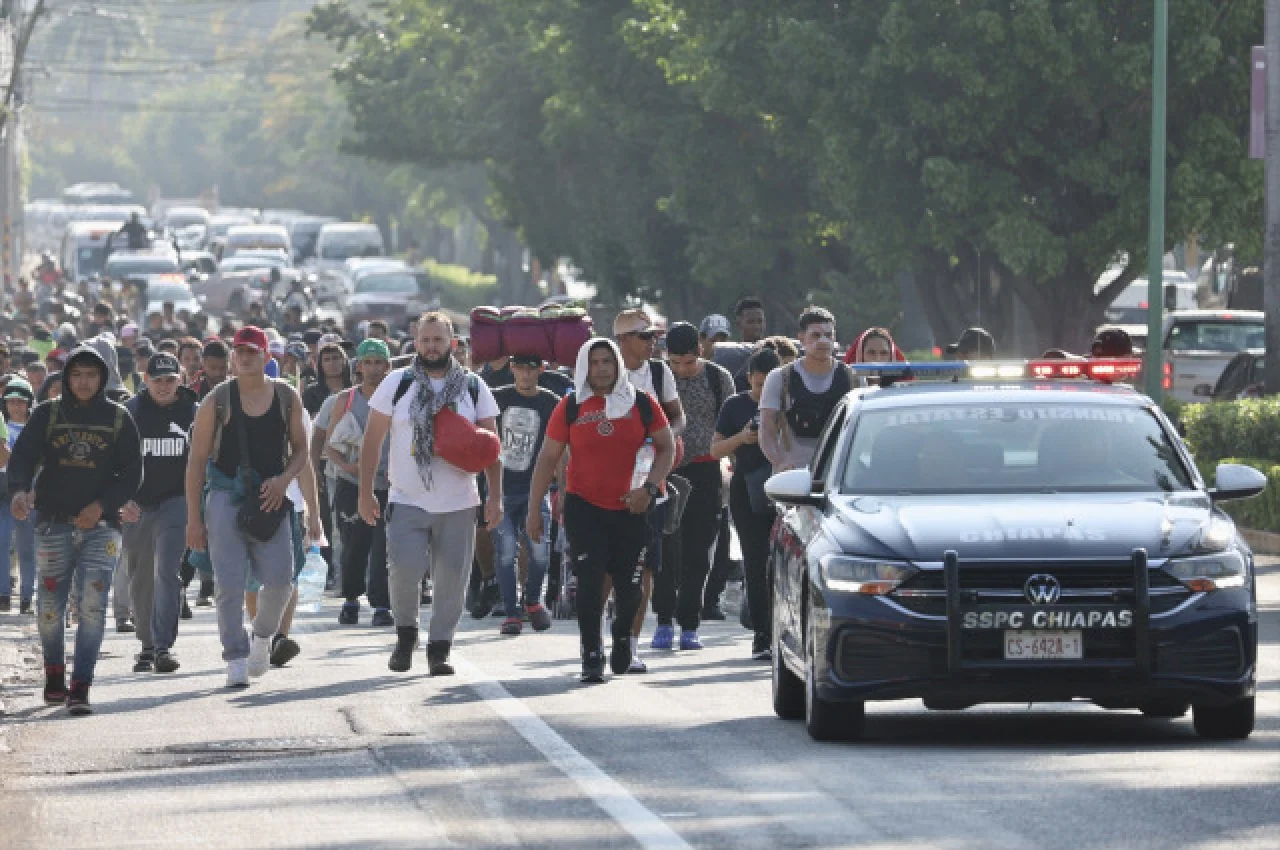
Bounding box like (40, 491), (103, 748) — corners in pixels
(1144, 0), (1169, 402)
(1266, 0), (1280, 395)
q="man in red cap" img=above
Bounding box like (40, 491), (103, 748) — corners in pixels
(185, 326), (320, 688)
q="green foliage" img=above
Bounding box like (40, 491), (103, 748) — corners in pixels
(1181, 399), (1280, 467)
(1194, 457), (1280, 533)
(422, 259), (500, 313)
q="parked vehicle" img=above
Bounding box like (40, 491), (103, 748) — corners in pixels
(59, 221), (119, 281)
(288, 215), (337, 264)
(1207, 349), (1266, 401)
(344, 266), (437, 332)
(312, 222), (385, 275)
(1162, 310), (1265, 403)
(197, 251), (300, 315)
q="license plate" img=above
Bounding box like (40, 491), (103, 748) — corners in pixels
(1003, 630), (1082, 660)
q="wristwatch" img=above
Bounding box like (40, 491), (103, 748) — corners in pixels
(643, 482), (661, 501)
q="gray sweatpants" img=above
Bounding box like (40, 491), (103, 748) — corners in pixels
(121, 496), (187, 652)
(386, 504), (476, 642)
(206, 489), (294, 662)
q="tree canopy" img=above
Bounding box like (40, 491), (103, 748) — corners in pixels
(312, 0), (1262, 350)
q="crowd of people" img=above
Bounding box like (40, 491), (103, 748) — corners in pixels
(4, 272), (1081, 713)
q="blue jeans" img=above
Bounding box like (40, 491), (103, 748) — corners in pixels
(491, 496), (550, 617)
(0, 502), (36, 602)
(36, 522), (123, 685)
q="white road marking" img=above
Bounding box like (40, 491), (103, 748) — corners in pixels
(456, 659), (694, 850)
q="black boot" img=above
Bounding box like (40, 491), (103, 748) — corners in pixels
(388, 626), (419, 673)
(426, 640), (454, 676)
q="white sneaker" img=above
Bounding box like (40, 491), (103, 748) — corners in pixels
(248, 634), (272, 678)
(628, 637), (648, 673)
(225, 658), (249, 688)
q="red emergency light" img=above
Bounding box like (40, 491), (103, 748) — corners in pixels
(1027, 358), (1142, 383)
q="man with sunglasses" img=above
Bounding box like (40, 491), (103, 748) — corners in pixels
(612, 309), (684, 670)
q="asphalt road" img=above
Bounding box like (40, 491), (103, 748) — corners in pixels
(1, 561), (1278, 850)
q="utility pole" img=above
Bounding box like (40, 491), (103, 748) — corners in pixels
(1143, 0), (1169, 402)
(1266, 0), (1280, 395)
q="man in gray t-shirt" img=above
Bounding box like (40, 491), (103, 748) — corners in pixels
(760, 306), (854, 472)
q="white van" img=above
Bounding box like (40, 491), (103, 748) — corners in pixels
(314, 222), (385, 268)
(59, 221), (121, 281)
(1104, 276), (1198, 325)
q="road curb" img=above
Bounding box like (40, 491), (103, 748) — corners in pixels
(1243, 528), (1280, 555)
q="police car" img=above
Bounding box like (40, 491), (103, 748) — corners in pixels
(766, 358), (1266, 741)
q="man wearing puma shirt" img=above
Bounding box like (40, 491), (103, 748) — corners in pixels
(121, 353), (198, 675)
(9, 344), (143, 716)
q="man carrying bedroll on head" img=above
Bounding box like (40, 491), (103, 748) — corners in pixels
(9, 344), (144, 716)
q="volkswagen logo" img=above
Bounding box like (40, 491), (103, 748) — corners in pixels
(1024, 574), (1061, 605)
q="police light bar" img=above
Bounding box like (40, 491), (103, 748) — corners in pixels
(849, 361), (969, 377)
(967, 362), (1027, 380)
(1028, 358), (1142, 383)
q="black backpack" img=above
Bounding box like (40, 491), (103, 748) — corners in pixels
(564, 391), (655, 431)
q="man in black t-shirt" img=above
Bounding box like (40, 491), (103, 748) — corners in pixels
(489, 354), (561, 635)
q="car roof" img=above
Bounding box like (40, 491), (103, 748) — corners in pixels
(1164, 309), (1264, 322)
(853, 381), (1153, 412)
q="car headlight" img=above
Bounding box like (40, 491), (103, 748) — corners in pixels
(1164, 551), (1248, 591)
(1193, 516), (1235, 553)
(819, 555), (917, 595)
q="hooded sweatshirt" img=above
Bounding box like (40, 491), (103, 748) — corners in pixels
(125, 385), (197, 508)
(8, 345), (143, 526)
(87, 334), (131, 402)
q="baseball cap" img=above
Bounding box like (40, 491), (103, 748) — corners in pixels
(286, 341), (309, 360)
(233, 325), (269, 352)
(356, 338), (391, 361)
(303, 329), (323, 346)
(510, 353), (543, 367)
(147, 352), (181, 378)
(699, 314), (731, 338)
(319, 332), (343, 347)
(268, 340), (285, 358)
(613, 309), (656, 337)
(3, 377), (33, 402)
(46, 348), (68, 365)
(120, 322), (139, 338)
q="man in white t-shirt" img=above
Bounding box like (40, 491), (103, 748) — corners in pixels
(359, 313), (502, 676)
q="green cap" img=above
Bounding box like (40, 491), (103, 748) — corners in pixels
(356, 338), (391, 361)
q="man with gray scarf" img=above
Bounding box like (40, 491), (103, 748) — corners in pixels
(359, 312), (502, 675)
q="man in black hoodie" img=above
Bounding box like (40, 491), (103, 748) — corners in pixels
(9, 345), (143, 716)
(121, 353), (198, 676)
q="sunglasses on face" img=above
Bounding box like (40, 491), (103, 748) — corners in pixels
(628, 331), (658, 341)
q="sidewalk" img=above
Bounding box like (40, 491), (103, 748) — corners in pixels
(0, 616), (40, 724)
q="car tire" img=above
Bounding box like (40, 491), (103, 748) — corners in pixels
(1192, 696), (1255, 740)
(804, 630), (865, 742)
(772, 626), (804, 720)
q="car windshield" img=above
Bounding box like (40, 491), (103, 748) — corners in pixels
(1166, 320), (1264, 353)
(355, 272), (420, 295)
(105, 257), (180, 277)
(322, 235), (382, 260)
(148, 284), (192, 303)
(220, 256), (284, 271)
(841, 403), (1194, 495)
(76, 246), (106, 275)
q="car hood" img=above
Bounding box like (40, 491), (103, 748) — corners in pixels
(826, 492), (1215, 562)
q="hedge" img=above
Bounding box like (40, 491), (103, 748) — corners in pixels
(1180, 398), (1280, 466)
(420, 259), (500, 313)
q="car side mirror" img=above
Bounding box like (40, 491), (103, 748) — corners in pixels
(765, 468), (825, 508)
(1193, 383), (1213, 397)
(1210, 463), (1268, 502)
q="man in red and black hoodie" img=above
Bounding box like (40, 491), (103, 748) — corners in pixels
(9, 344), (143, 716)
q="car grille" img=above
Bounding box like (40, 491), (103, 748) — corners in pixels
(1155, 629), (1244, 678)
(835, 632), (935, 682)
(891, 563), (1189, 617)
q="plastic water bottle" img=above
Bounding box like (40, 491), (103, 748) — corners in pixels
(631, 439), (655, 491)
(298, 545), (327, 614)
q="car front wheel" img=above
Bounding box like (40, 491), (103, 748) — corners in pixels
(804, 622), (865, 742)
(772, 606), (804, 720)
